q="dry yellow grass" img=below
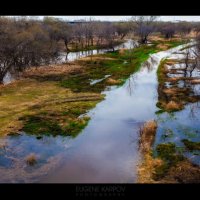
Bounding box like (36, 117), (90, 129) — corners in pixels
(157, 44), (170, 50)
(190, 79), (200, 84)
(163, 88), (178, 95)
(0, 79), (69, 135)
(137, 120), (159, 183)
(165, 59), (180, 65)
(139, 120), (157, 153)
(165, 101), (183, 111)
(23, 64), (83, 77)
(0, 78), (102, 136)
(119, 48), (127, 54)
(79, 56), (116, 61)
(160, 160), (200, 183)
(137, 119), (200, 183)
(138, 154), (163, 183)
(149, 35), (166, 42)
(185, 30), (197, 38)
(106, 78), (121, 85)
(26, 153), (37, 166)
(166, 77), (182, 83)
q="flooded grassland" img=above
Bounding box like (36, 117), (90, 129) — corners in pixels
(138, 44), (200, 183)
(0, 38), (189, 182)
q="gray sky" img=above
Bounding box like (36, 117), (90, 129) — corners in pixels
(10, 16), (200, 22)
(41, 16), (200, 22)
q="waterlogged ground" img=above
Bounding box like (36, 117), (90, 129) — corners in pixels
(1, 40), (199, 183)
(0, 134), (72, 182)
(152, 45), (200, 179)
(59, 39), (138, 62)
(1, 64), (156, 182)
(155, 103), (200, 166)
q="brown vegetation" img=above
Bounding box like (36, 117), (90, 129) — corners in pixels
(138, 120), (200, 183)
(119, 48), (127, 54)
(0, 141), (7, 149)
(106, 78), (122, 85)
(158, 160), (200, 183)
(23, 64), (84, 78)
(165, 101), (184, 111)
(79, 56), (116, 61)
(138, 120), (160, 183)
(190, 79), (200, 84)
(26, 153), (37, 166)
(139, 120), (157, 153)
(156, 44), (170, 50)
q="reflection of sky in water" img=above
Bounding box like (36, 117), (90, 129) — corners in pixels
(0, 42), (196, 183)
(41, 43), (191, 183)
(154, 103), (200, 166)
(0, 133), (73, 182)
(153, 42), (200, 166)
(59, 39), (138, 63)
(90, 75), (111, 85)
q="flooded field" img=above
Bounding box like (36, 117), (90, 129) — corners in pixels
(1, 43), (198, 183)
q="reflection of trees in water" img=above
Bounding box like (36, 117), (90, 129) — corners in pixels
(126, 75), (137, 96)
(142, 55), (158, 72)
(156, 45), (200, 112)
(188, 102), (200, 121)
(65, 52), (69, 61)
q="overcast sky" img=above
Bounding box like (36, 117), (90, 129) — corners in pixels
(35, 16), (200, 22)
(9, 16), (200, 22)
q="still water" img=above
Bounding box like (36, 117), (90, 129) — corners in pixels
(0, 43), (197, 183)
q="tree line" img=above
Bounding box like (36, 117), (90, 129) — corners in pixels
(0, 16), (200, 83)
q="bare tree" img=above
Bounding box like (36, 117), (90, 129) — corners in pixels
(73, 23), (85, 49)
(182, 33), (200, 79)
(131, 16), (159, 44)
(160, 23), (176, 39)
(177, 21), (192, 38)
(103, 22), (117, 51)
(0, 17), (60, 84)
(115, 22), (130, 39)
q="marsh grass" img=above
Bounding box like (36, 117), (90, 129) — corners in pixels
(138, 120), (161, 183)
(26, 153), (37, 166)
(165, 101), (184, 112)
(139, 120), (157, 153)
(0, 78), (103, 136)
(0, 37), (186, 136)
(182, 139), (200, 151)
(156, 58), (200, 113)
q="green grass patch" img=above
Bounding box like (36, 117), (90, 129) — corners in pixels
(182, 139), (200, 151)
(22, 116), (64, 136)
(61, 45), (159, 93)
(153, 143), (185, 180)
(22, 115), (90, 138)
(64, 117), (90, 138)
(0, 38), (186, 137)
(157, 59), (167, 84)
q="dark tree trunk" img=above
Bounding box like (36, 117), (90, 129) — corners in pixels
(64, 40), (70, 54)
(0, 75), (4, 84)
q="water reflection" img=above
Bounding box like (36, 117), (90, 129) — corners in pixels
(0, 133), (73, 183)
(154, 44), (200, 166)
(142, 55), (159, 72)
(40, 44), (188, 183)
(0, 42), (193, 183)
(59, 39), (138, 63)
(2, 40), (136, 85)
(126, 75), (137, 96)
